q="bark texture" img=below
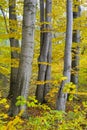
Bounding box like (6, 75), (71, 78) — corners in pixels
(9, 0), (37, 117)
(36, 0), (52, 103)
(71, 1), (81, 87)
(56, 0), (73, 111)
(8, 0), (19, 99)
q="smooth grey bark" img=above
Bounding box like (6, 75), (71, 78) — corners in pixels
(9, 0), (37, 117)
(56, 0), (73, 111)
(40, 0), (44, 50)
(8, 0), (19, 99)
(36, 0), (52, 103)
(0, 1), (19, 97)
(71, 2), (81, 86)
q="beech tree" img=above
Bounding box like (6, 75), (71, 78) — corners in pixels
(56, 0), (73, 111)
(71, 0), (81, 87)
(0, 0), (20, 99)
(8, 0), (19, 99)
(36, 0), (52, 103)
(9, 0), (37, 116)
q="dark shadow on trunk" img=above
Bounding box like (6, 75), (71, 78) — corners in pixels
(36, 0), (52, 103)
(7, 0), (19, 99)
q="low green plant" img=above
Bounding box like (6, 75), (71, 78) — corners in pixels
(0, 96), (87, 130)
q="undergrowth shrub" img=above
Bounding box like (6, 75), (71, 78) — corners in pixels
(0, 96), (87, 130)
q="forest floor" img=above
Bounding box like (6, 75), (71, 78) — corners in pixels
(0, 81), (87, 130)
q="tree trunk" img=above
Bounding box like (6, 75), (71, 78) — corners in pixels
(56, 0), (73, 111)
(71, 1), (81, 87)
(36, 0), (52, 103)
(9, 0), (37, 117)
(8, 0), (19, 99)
